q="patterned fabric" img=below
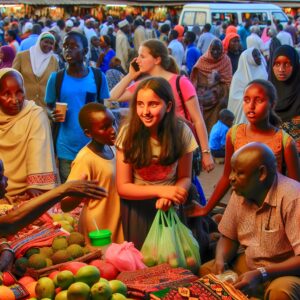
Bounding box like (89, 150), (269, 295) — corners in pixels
(229, 124), (293, 173)
(281, 116), (300, 153)
(117, 263), (198, 299)
(151, 274), (248, 300)
(193, 38), (232, 87)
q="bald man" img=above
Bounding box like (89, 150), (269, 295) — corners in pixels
(200, 142), (300, 299)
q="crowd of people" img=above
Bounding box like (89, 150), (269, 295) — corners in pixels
(0, 12), (300, 298)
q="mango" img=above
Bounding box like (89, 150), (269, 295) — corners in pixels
(91, 281), (112, 300)
(75, 265), (100, 286)
(35, 277), (55, 299)
(108, 280), (127, 296)
(67, 282), (90, 300)
(56, 270), (74, 289)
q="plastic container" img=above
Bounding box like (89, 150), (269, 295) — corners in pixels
(216, 270), (238, 284)
(89, 229), (112, 247)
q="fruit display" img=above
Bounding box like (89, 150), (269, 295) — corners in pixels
(14, 232), (90, 276)
(7, 264), (128, 300)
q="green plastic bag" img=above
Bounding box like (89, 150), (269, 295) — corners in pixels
(141, 207), (201, 273)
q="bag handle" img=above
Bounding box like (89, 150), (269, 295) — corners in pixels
(176, 75), (189, 120)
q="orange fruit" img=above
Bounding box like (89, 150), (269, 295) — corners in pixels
(24, 281), (37, 298)
(18, 276), (36, 286)
(0, 285), (15, 300)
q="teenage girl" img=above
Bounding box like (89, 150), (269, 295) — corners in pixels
(116, 77), (198, 249)
(188, 79), (300, 217)
(110, 39), (214, 173)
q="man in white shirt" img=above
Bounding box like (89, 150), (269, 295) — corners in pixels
(133, 18), (146, 53)
(277, 23), (293, 46)
(246, 25), (267, 53)
(116, 19), (132, 72)
(168, 29), (184, 68)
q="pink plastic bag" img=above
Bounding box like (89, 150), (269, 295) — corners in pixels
(105, 242), (146, 272)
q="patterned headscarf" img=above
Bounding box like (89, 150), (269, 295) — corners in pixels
(194, 39), (232, 87)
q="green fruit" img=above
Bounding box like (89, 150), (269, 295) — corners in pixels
(52, 214), (65, 222)
(108, 280), (127, 296)
(45, 258), (53, 267)
(67, 232), (85, 246)
(63, 213), (75, 226)
(67, 282), (90, 300)
(75, 265), (100, 286)
(99, 278), (109, 285)
(28, 254), (47, 270)
(91, 281), (112, 300)
(35, 277), (55, 299)
(56, 270), (75, 289)
(111, 293), (127, 300)
(14, 257), (28, 273)
(25, 248), (40, 258)
(52, 236), (68, 251)
(51, 250), (70, 264)
(55, 290), (68, 300)
(62, 223), (74, 233)
(40, 247), (54, 258)
(66, 244), (84, 259)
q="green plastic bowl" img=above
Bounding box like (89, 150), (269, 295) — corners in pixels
(88, 229), (112, 246)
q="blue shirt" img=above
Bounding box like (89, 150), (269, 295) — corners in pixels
(185, 44), (201, 75)
(100, 48), (116, 73)
(45, 67), (110, 160)
(19, 34), (39, 51)
(238, 27), (250, 51)
(209, 120), (230, 151)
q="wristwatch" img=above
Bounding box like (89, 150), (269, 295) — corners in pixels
(202, 149), (211, 154)
(257, 267), (269, 283)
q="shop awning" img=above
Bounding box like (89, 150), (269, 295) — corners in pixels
(2, 0), (300, 6)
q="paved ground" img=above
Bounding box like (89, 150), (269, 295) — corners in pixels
(198, 162), (231, 206)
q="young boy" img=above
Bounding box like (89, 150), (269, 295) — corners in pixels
(209, 109), (235, 159)
(61, 103), (123, 245)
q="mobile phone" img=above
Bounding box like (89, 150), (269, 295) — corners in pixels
(131, 61), (140, 71)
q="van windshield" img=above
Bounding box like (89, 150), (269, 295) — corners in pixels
(241, 12), (268, 25)
(182, 11), (206, 27)
(272, 12), (288, 23)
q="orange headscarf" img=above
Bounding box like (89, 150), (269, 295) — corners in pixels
(226, 25), (237, 34)
(194, 39), (232, 87)
(174, 25), (185, 42)
(222, 32), (240, 52)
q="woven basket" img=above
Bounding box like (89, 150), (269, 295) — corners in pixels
(25, 248), (102, 279)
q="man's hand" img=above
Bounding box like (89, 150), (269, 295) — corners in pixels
(234, 270), (262, 297)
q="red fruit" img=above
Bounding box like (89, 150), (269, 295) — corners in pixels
(89, 260), (119, 280)
(60, 261), (87, 275)
(18, 275), (36, 286)
(2, 272), (17, 286)
(48, 270), (60, 280)
(55, 287), (62, 294)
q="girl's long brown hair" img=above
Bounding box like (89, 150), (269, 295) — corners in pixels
(120, 77), (184, 168)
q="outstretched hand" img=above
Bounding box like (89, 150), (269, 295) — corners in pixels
(60, 180), (108, 199)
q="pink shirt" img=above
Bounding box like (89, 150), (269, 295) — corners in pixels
(218, 173), (300, 269)
(127, 74), (197, 120)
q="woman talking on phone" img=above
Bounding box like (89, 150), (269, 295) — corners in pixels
(110, 39), (214, 172)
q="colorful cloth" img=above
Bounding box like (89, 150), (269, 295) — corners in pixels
(193, 38), (232, 88)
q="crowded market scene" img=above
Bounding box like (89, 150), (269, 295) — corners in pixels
(0, 0), (300, 299)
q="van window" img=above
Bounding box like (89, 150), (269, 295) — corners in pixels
(211, 12), (238, 25)
(241, 12), (268, 25)
(182, 11), (206, 27)
(272, 12), (288, 23)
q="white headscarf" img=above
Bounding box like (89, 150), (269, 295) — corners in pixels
(228, 47), (268, 124)
(29, 32), (55, 77)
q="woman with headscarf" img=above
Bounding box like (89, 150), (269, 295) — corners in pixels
(12, 32), (58, 108)
(0, 46), (15, 69)
(191, 39), (232, 133)
(269, 45), (300, 153)
(222, 32), (242, 74)
(0, 68), (57, 203)
(228, 47), (268, 124)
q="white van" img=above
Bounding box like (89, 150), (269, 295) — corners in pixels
(179, 3), (288, 29)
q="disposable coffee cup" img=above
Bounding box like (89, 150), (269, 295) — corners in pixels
(55, 102), (68, 122)
(89, 229), (112, 247)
